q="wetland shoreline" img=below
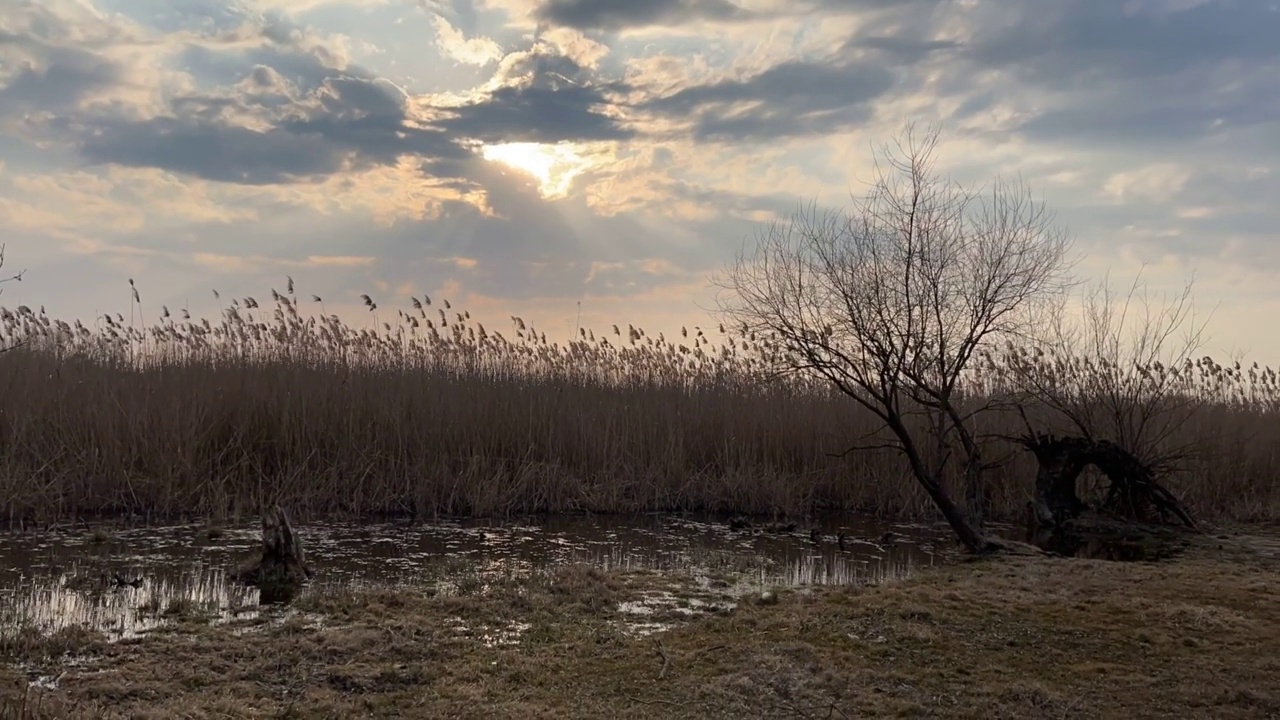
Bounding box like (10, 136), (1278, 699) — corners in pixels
(2, 520), (1276, 719)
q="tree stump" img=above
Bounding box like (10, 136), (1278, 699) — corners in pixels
(1016, 433), (1196, 530)
(234, 505), (312, 603)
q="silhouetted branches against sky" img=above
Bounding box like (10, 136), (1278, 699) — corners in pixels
(716, 124), (1074, 550)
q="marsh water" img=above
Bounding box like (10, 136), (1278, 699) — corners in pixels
(0, 513), (957, 645)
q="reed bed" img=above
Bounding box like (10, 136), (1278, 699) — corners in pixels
(0, 283), (1276, 525)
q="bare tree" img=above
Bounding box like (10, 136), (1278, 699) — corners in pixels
(0, 245), (24, 292)
(0, 244), (25, 354)
(716, 125), (1074, 553)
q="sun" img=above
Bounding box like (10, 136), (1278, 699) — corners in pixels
(479, 142), (593, 199)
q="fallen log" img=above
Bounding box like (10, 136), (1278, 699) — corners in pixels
(234, 505), (312, 602)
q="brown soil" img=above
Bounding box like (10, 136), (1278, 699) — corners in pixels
(2, 527), (1276, 719)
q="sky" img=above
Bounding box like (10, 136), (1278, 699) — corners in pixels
(1, 0), (1278, 359)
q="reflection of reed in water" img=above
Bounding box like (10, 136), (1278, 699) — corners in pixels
(562, 542), (921, 588)
(0, 515), (946, 644)
(0, 566), (259, 642)
(774, 552), (920, 587)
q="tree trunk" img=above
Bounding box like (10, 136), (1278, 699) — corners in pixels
(925, 476), (991, 553)
(1016, 433), (1196, 529)
(889, 416), (992, 553)
(940, 402), (988, 533)
(1024, 437), (1090, 526)
(234, 505), (313, 603)
(964, 459), (985, 531)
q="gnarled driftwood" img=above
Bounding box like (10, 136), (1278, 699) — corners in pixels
(234, 505), (312, 602)
(1017, 432), (1196, 530)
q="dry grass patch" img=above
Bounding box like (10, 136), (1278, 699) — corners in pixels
(2, 529), (1277, 719)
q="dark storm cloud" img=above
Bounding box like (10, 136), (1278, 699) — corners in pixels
(644, 60), (895, 141)
(535, 0), (750, 31)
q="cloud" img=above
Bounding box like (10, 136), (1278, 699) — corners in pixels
(643, 59), (896, 141)
(534, 0), (751, 31)
(0, 2), (176, 129)
(538, 27), (610, 69)
(192, 252), (378, 273)
(841, 35), (958, 66)
(962, 1), (1280, 83)
(75, 73), (471, 185)
(433, 46), (634, 144)
(4, 0), (1280, 360)
(928, 1), (1280, 152)
(0, 7), (481, 188)
(432, 14), (504, 66)
(1102, 163), (1192, 204)
(0, 44), (126, 116)
(3, 2), (640, 195)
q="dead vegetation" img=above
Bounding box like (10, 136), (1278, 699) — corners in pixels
(0, 172), (1275, 528)
(1, 530), (1276, 719)
(0, 275), (1277, 528)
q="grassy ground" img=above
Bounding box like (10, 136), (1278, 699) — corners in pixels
(2, 526), (1277, 719)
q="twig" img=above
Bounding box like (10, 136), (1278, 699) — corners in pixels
(824, 701), (851, 719)
(826, 429), (904, 458)
(827, 441), (902, 458)
(690, 643), (727, 658)
(621, 694), (687, 708)
(653, 638), (671, 680)
(1060, 686), (1091, 719)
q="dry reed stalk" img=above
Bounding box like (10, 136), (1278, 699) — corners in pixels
(0, 285), (1275, 525)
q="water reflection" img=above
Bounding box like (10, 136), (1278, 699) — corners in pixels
(0, 513), (953, 643)
(1, 566), (258, 643)
(1029, 527), (1191, 561)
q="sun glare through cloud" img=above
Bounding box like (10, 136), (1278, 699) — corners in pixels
(479, 142), (594, 199)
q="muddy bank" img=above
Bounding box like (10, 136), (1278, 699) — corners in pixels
(2, 525), (1276, 719)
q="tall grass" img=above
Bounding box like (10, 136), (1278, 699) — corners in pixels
(0, 283), (1275, 525)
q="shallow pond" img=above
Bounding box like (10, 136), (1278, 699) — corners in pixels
(0, 513), (958, 645)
